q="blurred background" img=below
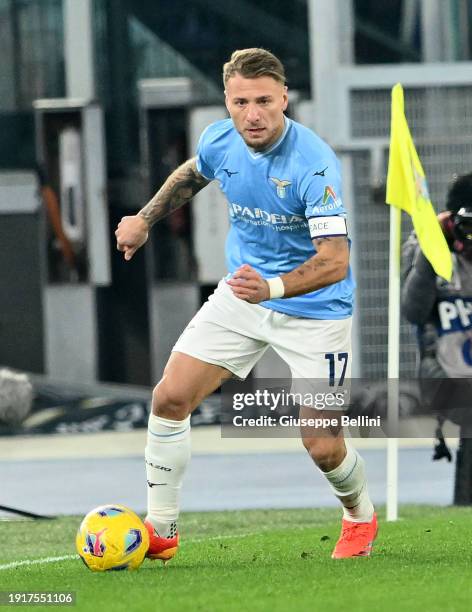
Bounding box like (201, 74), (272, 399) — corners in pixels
(1, 0), (472, 515)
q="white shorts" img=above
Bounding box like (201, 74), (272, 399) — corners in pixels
(172, 280), (352, 383)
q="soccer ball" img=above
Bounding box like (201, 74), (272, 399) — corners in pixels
(76, 504), (149, 571)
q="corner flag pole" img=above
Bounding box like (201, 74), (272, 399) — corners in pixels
(387, 203), (401, 522)
(386, 83), (453, 521)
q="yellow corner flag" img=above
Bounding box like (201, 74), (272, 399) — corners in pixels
(386, 83), (452, 281)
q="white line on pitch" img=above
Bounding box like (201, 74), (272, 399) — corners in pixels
(0, 554), (77, 571)
(0, 534), (257, 571)
(0, 524), (315, 570)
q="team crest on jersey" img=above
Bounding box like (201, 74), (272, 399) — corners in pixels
(322, 186), (339, 206)
(270, 177), (292, 199)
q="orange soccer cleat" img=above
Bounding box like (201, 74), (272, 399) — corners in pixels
(144, 520), (179, 563)
(331, 513), (378, 559)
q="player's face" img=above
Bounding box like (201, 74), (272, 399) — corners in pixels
(225, 74), (288, 151)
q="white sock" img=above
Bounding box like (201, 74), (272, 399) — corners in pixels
(145, 413), (191, 538)
(322, 443), (374, 523)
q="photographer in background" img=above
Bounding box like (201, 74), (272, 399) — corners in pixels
(402, 172), (472, 504)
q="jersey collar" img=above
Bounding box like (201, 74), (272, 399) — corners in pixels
(246, 117), (291, 159)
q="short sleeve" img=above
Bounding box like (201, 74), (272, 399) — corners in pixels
(196, 126), (216, 181)
(298, 156), (348, 239)
(299, 157), (345, 219)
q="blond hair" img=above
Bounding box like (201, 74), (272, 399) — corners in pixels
(223, 48), (286, 86)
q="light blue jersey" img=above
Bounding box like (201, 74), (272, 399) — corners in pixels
(196, 117), (355, 319)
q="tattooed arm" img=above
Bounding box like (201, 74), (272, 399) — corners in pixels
(227, 237), (349, 303)
(115, 157), (210, 260)
(138, 157), (209, 227)
(279, 236), (349, 297)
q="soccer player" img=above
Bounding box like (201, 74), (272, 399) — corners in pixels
(115, 48), (377, 560)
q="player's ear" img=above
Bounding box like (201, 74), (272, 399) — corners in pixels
(224, 90), (230, 112)
(282, 86), (288, 111)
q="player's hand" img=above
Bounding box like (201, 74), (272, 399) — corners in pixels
(115, 215), (149, 261)
(226, 264), (270, 303)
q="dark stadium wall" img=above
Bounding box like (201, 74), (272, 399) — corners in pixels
(0, 213), (44, 373)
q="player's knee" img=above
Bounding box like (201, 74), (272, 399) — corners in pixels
(151, 382), (192, 421)
(303, 437), (345, 472)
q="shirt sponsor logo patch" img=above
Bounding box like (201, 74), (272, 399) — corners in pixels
(229, 202), (307, 232)
(322, 185), (339, 206)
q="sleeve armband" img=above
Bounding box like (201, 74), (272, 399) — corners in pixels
(308, 216), (348, 239)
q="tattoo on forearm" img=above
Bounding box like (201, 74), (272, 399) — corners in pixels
(138, 157), (209, 226)
(285, 235), (348, 294)
(296, 257), (329, 277)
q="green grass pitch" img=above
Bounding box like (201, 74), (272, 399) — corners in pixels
(1, 506), (471, 611)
